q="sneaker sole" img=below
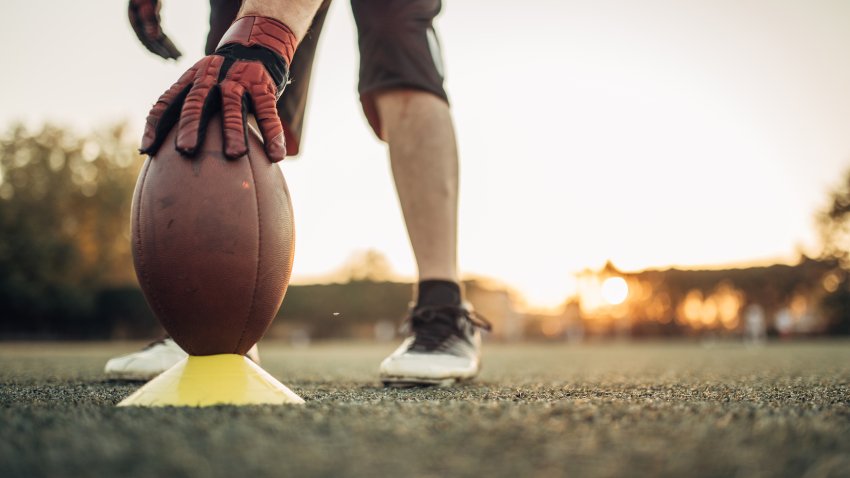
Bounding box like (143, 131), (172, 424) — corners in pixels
(380, 375), (478, 388)
(381, 378), (457, 388)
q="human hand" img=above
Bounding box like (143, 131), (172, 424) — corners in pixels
(140, 16), (297, 162)
(128, 0), (182, 60)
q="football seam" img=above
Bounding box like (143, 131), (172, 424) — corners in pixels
(235, 154), (262, 353)
(134, 158), (172, 340)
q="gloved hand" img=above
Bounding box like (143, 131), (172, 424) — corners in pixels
(140, 16), (297, 162)
(128, 0), (182, 60)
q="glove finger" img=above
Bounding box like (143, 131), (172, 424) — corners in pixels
(158, 35), (182, 60)
(139, 36), (181, 60)
(137, 31), (180, 60)
(128, 7), (146, 41)
(129, 1), (177, 60)
(142, 0), (179, 59)
(244, 74), (286, 162)
(220, 80), (249, 159)
(176, 56), (225, 155)
(128, 1), (145, 34)
(139, 34), (181, 60)
(129, 6), (157, 51)
(134, 0), (161, 38)
(140, 62), (199, 154)
(144, 38), (173, 59)
(251, 92), (286, 163)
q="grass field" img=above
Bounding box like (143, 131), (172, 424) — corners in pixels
(1, 340), (849, 478)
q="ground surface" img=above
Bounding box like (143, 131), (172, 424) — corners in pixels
(1, 341), (849, 478)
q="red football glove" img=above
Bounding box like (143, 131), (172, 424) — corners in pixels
(128, 0), (181, 60)
(140, 16), (297, 162)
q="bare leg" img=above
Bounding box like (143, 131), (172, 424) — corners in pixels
(375, 91), (491, 386)
(375, 90), (459, 283)
(238, 0), (322, 40)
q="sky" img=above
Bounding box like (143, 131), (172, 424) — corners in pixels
(3, 0), (850, 309)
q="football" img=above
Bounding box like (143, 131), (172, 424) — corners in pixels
(131, 116), (295, 356)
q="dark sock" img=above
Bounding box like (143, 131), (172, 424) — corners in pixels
(416, 280), (462, 308)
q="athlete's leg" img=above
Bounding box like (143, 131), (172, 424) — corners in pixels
(375, 90), (459, 283)
(375, 102), (491, 384)
(353, 1), (491, 385)
(353, 0), (458, 290)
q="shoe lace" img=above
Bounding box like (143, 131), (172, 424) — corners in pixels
(406, 305), (492, 352)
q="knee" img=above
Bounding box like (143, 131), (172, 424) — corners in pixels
(374, 89), (449, 140)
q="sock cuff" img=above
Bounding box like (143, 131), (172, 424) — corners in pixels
(416, 280), (462, 308)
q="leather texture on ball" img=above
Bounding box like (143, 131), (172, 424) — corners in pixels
(131, 116), (295, 356)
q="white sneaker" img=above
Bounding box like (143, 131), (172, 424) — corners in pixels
(105, 338), (260, 381)
(379, 303), (491, 386)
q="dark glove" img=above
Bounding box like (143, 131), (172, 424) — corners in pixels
(128, 0), (182, 60)
(140, 16), (297, 162)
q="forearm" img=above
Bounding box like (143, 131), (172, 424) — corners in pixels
(237, 0), (324, 41)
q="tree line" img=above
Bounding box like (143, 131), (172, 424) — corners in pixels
(2, 122), (850, 338)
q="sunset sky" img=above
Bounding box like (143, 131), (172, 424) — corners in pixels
(3, 0), (850, 309)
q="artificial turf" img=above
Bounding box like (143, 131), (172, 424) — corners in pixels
(1, 341), (848, 477)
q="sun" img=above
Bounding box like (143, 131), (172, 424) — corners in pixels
(601, 277), (629, 305)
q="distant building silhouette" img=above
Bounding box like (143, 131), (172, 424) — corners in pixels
(572, 257), (840, 338)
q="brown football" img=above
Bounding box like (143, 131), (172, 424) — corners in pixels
(131, 116), (295, 356)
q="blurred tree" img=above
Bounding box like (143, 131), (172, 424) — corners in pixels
(818, 168), (850, 266)
(815, 170), (850, 335)
(0, 123), (143, 337)
(334, 249), (396, 282)
(818, 278), (850, 335)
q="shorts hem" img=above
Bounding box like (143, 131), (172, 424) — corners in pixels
(359, 82), (449, 140)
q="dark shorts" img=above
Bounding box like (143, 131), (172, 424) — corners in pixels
(207, 0), (449, 156)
